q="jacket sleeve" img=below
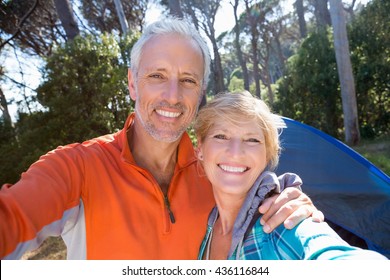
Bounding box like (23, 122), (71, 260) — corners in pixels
(0, 144), (85, 259)
(277, 218), (387, 260)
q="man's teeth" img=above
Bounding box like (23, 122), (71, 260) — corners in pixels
(219, 165), (247, 173)
(156, 110), (181, 118)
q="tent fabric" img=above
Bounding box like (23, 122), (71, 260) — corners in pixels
(276, 117), (390, 258)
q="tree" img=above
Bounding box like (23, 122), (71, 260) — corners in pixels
(329, 0), (360, 145)
(182, 0), (225, 94)
(0, 117), (21, 184)
(36, 34), (135, 147)
(0, 0), (61, 56)
(0, 0), (39, 51)
(167, 0), (184, 17)
(343, 0), (358, 20)
(0, 88), (12, 128)
(258, 8), (288, 105)
(242, 0), (282, 100)
(0, 67), (13, 129)
(53, 0), (80, 41)
(294, 0), (307, 38)
(312, 0), (331, 30)
(113, 0), (129, 34)
(80, 0), (147, 35)
(348, 0), (390, 138)
(244, 0), (262, 98)
(231, 0), (250, 91)
(275, 30), (341, 137)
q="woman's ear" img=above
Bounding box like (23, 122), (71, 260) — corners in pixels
(196, 141), (203, 160)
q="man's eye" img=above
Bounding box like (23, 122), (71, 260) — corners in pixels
(149, 74), (163, 79)
(182, 78), (196, 84)
(214, 134), (227, 140)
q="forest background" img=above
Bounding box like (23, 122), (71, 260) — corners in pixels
(0, 0), (389, 186)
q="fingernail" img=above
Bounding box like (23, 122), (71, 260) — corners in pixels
(260, 219), (265, 225)
(263, 224), (270, 233)
(284, 220), (293, 229)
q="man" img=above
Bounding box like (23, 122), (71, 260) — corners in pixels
(0, 17), (323, 260)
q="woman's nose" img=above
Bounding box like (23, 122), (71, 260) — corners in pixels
(226, 138), (244, 157)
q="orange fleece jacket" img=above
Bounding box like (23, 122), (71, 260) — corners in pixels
(0, 113), (214, 259)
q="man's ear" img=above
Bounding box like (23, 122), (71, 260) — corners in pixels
(128, 69), (137, 101)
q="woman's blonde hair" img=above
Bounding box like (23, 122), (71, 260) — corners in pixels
(194, 91), (286, 170)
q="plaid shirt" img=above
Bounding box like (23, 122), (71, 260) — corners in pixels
(198, 216), (386, 260)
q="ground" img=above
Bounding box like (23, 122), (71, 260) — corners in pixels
(21, 236), (66, 260)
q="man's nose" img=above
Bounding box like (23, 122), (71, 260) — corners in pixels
(162, 79), (181, 103)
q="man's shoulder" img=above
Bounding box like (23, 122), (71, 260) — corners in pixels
(45, 130), (122, 161)
(80, 131), (119, 147)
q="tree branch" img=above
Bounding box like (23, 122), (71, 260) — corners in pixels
(0, 0), (40, 50)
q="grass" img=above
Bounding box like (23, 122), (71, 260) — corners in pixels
(353, 134), (390, 176)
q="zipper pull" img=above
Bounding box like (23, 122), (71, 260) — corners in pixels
(164, 195), (176, 224)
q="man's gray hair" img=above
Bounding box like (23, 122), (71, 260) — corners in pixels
(130, 17), (211, 90)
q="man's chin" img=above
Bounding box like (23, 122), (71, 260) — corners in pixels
(149, 130), (185, 143)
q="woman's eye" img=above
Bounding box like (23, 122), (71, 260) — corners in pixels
(245, 138), (263, 145)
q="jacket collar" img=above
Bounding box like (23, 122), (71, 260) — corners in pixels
(119, 113), (197, 169)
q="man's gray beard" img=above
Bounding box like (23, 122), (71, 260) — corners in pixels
(132, 81), (203, 143)
(134, 103), (189, 143)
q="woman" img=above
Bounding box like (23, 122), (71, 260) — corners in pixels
(194, 91), (386, 260)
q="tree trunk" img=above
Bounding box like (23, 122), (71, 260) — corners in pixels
(232, 0), (249, 90)
(313, 0), (331, 30)
(262, 70), (274, 105)
(211, 39), (225, 94)
(250, 28), (261, 99)
(0, 87), (13, 128)
(329, 0), (360, 145)
(295, 0), (307, 38)
(183, 0), (224, 94)
(168, 0), (184, 18)
(53, 0), (79, 41)
(344, 0), (357, 20)
(113, 0), (129, 35)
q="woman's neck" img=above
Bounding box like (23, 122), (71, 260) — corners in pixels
(206, 193), (245, 259)
(214, 193), (245, 234)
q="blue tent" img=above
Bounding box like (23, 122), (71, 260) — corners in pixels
(276, 117), (390, 258)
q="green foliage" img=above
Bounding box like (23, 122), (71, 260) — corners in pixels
(0, 119), (21, 184)
(36, 33), (135, 146)
(348, 0), (390, 138)
(80, 0), (147, 34)
(274, 29), (342, 137)
(275, 0), (389, 141)
(0, 33), (138, 184)
(228, 76), (245, 92)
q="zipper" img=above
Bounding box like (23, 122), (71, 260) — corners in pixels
(130, 162), (177, 232)
(164, 194), (176, 224)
